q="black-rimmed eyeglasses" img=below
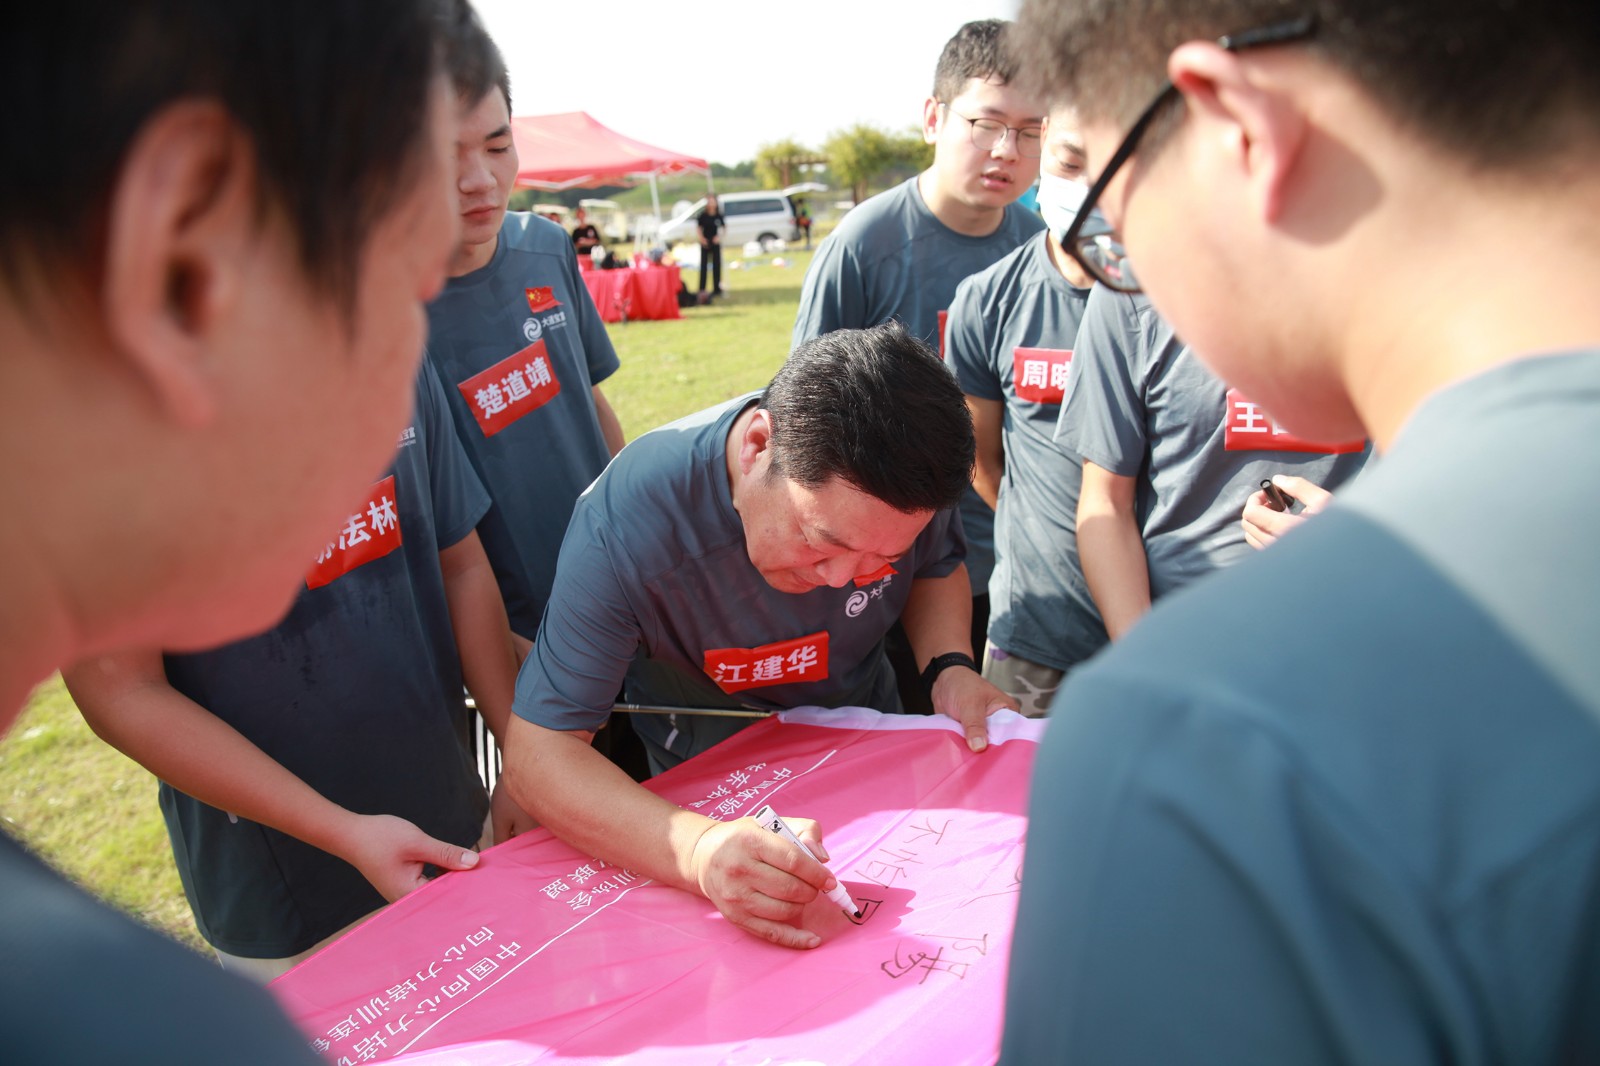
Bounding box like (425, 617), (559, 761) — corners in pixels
(1061, 14), (1318, 293)
(943, 106), (1044, 159)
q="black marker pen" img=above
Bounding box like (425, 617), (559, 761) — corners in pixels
(1260, 478), (1294, 512)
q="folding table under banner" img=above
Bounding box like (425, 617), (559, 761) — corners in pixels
(270, 707), (1045, 1065)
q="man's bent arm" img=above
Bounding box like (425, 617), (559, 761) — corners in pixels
(591, 385), (626, 458)
(502, 715), (836, 949)
(1077, 461), (1150, 639)
(62, 652), (478, 900)
(968, 396), (1006, 510)
(440, 530), (535, 842)
(440, 530), (518, 745)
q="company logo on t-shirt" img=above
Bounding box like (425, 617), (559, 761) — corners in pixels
(456, 340), (563, 437)
(1223, 389), (1365, 454)
(703, 631), (830, 694)
(1012, 347), (1073, 405)
(396, 424), (417, 449)
(845, 564), (896, 617)
(306, 475), (402, 589)
(523, 317), (543, 343)
(525, 286), (562, 314)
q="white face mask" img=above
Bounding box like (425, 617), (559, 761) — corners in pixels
(1035, 170), (1090, 242)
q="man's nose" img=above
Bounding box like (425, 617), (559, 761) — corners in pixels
(458, 155), (493, 194)
(990, 128), (1021, 161)
(814, 555), (859, 589)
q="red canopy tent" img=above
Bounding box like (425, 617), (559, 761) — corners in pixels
(511, 111), (708, 228)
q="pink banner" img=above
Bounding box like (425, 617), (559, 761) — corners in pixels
(271, 708), (1043, 1065)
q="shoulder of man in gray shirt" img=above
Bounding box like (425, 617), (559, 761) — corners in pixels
(791, 177), (1046, 350)
(1004, 352), (1600, 1066)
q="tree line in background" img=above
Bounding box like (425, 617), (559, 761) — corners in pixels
(756, 126), (931, 204)
(509, 124), (934, 215)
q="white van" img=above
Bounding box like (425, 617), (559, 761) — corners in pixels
(657, 188), (804, 250)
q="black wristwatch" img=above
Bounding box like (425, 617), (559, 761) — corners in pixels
(921, 651), (979, 697)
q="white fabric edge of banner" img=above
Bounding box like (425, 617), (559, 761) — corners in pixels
(775, 705), (1047, 744)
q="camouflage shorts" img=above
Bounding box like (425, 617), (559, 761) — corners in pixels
(981, 642), (1064, 718)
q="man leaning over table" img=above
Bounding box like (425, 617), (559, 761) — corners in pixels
(501, 323), (1019, 950)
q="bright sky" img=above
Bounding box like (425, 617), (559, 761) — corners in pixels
(472, 0), (1020, 166)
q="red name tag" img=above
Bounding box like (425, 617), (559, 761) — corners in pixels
(306, 476), (403, 590)
(456, 340), (563, 437)
(703, 631), (831, 694)
(525, 286), (562, 314)
(1012, 347), (1073, 405)
(852, 562), (898, 588)
(937, 310), (949, 360)
(1223, 389), (1365, 454)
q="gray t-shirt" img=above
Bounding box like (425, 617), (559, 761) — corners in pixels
(0, 834), (322, 1063)
(1003, 351), (1600, 1065)
(1057, 286), (1370, 598)
(511, 394), (966, 763)
(426, 211), (620, 639)
(946, 233), (1105, 671)
(162, 370), (491, 957)
(791, 176), (1044, 589)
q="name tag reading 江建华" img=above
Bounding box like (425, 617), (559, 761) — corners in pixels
(703, 631), (831, 694)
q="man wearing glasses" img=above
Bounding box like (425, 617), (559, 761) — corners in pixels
(792, 18), (1045, 709)
(1002, 2), (1600, 1063)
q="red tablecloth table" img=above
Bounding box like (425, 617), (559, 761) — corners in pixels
(580, 266), (682, 323)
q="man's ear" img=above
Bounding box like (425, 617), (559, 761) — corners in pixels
(1168, 41), (1308, 224)
(922, 97), (943, 145)
(738, 409), (775, 474)
(101, 100), (260, 430)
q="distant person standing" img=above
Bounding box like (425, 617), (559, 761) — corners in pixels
(698, 193), (726, 298)
(571, 206), (602, 256)
(795, 198), (813, 249)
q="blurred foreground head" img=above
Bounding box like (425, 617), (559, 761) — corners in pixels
(0, 1), (500, 675)
(1010, 0), (1600, 445)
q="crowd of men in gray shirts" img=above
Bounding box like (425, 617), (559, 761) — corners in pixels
(4, 1), (1597, 1063)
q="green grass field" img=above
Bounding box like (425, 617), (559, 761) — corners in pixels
(0, 239), (820, 956)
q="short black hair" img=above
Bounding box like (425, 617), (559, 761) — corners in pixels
(0, 1), (463, 308)
(439, 0), (512, 112)
(761, 324), (975, 514)
(1013, 0), (1600, 174)
(932, 19), (1021, 103)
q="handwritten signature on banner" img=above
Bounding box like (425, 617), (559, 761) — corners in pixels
(851, 814), (1023, 987)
